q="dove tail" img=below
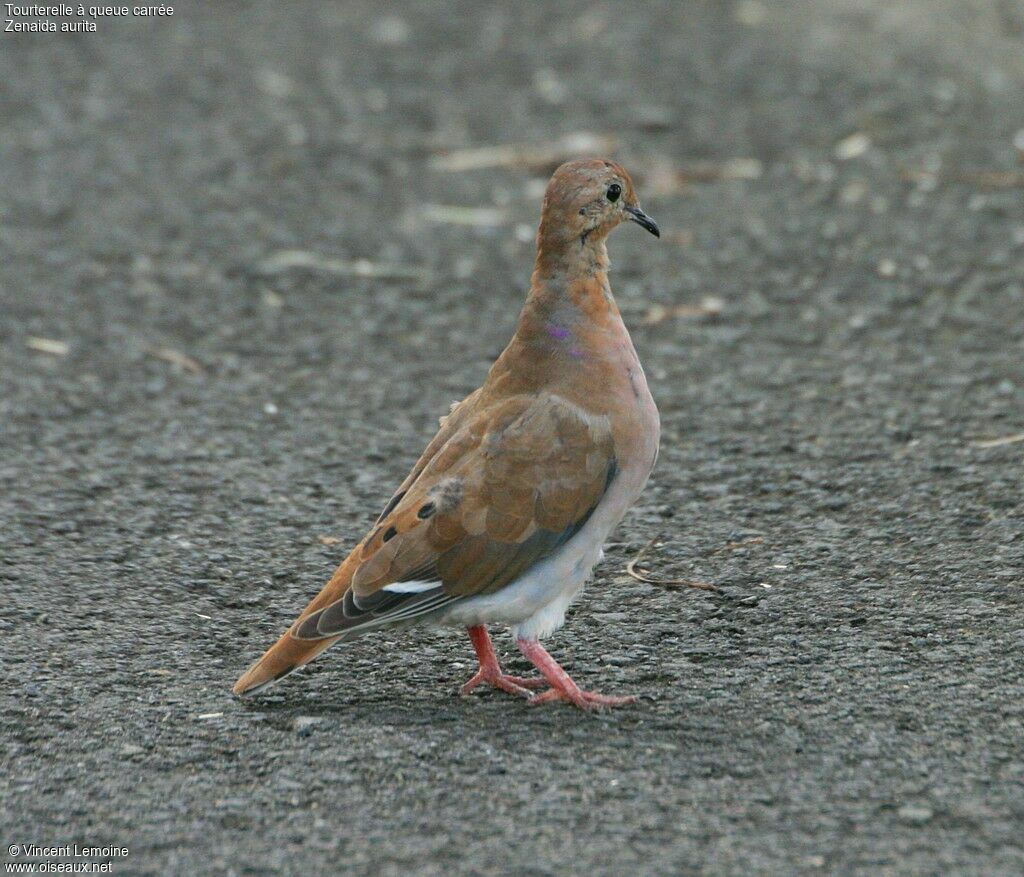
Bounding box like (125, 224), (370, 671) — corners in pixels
(232, 549), (360, 696)
(231, 632), (339, 696)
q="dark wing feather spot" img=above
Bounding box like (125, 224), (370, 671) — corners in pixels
(376, 490), (406, 525)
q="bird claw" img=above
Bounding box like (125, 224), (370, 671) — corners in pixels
(528, 688), (638, 711)
(460, 669), (546, 698)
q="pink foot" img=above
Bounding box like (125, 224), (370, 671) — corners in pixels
(460, 626), (545, 699)
(528, 688), (638, 710)
(517, 638), (638, 712)
(460, 668), (546, 698)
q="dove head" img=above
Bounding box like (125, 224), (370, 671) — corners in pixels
(537, 159), (660, 254)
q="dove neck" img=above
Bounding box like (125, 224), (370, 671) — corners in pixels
(525, 235), (619, 323)
(492, 236), (635, 394)
(533, 225), (610, 284)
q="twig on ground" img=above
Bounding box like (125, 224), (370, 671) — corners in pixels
(421, 204), (507, 226)
(644, 158), (763, 196)
(974, 432), (1024, 448)
(259, 250), (431, 282)
(678, 158), (763, 183)
(952, 170), (1024, 189)
(626, 535), (719, 591)
(430, 132), (617, 172)
(710, 536), (764, 555)
(900, 167), (1024, 189)
(148, 346), (204, 375)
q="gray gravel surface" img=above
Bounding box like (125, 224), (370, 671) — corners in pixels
(2, 2), (1023, 875)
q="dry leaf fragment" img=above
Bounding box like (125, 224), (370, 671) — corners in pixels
(642, 297), (724, 325)
(26, 337), (69, 356)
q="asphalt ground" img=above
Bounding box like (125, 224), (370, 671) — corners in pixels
(1, 2), (1023, 874)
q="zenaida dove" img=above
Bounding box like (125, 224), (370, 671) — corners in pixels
(233, 158), (661, 710)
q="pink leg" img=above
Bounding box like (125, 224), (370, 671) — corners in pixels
(517, 638), (638, 711)
(460, 626), (546, 698)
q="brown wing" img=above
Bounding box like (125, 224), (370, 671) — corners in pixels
(370, 389), (483, 527)
(294, 393), (617, 640)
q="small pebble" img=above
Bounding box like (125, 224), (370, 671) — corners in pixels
(293, 716), (323, 737)
(834, 132), (871, 160)
(897, 804), (934, 825)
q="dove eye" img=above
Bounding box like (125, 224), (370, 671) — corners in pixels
(606, 183), (622, 202)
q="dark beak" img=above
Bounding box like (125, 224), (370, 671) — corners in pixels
(624, 205), (660, 238)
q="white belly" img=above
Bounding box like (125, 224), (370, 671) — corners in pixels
(439, 537), (604, 639)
